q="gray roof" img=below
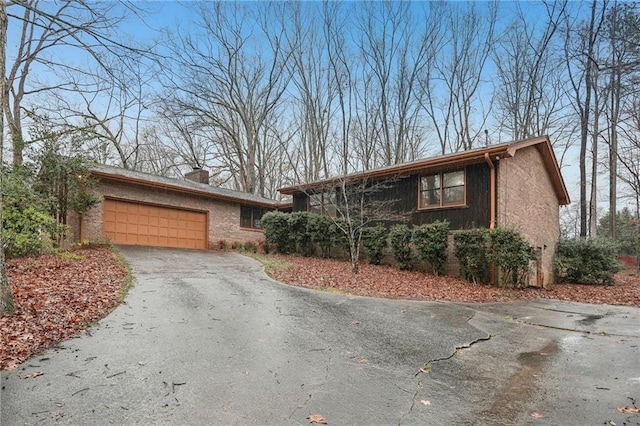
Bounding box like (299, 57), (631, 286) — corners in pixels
(89, 163), (283, 208)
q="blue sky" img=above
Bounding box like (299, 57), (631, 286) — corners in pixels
(4, 1), (611, 209)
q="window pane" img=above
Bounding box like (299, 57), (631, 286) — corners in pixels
(253, 208), (263, 229)
(420, 174), (441, 207)
(443, 186), (464, 204)
(421, 189), (440, 207)
(421, 175), (440, 191)
(240, 215), (252, 228)
(443, 170), (464, 187)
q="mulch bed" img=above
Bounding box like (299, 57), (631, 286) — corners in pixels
(269, 255), (640, 307)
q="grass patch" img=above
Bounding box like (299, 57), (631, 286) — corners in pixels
(313, 286), (350, 296)
(243, 253), (291, 276)
(54, 250), (84, 262)
(112, 246), (135, 301)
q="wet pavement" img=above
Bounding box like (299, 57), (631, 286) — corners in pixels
(1, 246), (639, 425)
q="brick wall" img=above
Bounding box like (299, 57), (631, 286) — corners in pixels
(73, 179), (265, 248)
(496, 146), (560, 287)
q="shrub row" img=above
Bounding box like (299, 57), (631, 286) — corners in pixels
(261, 211), (349, 258)
(262, 212), (544, 287)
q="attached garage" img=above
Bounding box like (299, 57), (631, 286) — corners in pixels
(102, 199), (207, 249)
(72, 164), (290, 250)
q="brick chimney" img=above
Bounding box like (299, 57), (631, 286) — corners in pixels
(185, 167), (210, 184)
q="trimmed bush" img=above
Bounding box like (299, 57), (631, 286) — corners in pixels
(306, 213), (333, 257)
(261, 211), (292, 253)
(361, 224), (388, 265)
(288, 212), (314, 256)
(412, 220), (449, 275)
(389, 224), (413, 270)
(453, 228), (490, 284)
(329, 220), (350, 258)
(488, 227), (537, 287)
(554, 238), (623, 285)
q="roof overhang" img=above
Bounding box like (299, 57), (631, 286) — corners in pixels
(279, 135), (571, 206)
(90, 169), (290, 209)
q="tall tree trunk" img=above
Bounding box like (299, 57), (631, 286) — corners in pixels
(578, 0), (599, 238)
(0, 0), (16, 316)
(589, 82), (600, 237)
(609, 69), (620, 240)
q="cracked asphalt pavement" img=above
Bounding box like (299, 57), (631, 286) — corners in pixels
(1, 247), (639, 425)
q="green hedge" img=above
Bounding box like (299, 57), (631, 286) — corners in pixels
(554, 238), (623, 285)
(261, 211), (293, 254)
(412, 220), (449, 275)
(389, 224), (413, 270)
(453, 228), (490, 284)
(488, 228), (537, 287)
(361, 224), (388, 265)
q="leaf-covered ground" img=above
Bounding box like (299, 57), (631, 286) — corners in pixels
(269, 255), (640, 307)
(0, 248), (129, 371)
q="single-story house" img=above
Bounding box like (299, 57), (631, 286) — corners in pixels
(69, 164), (290, 250)
(279, 136), (571, 287)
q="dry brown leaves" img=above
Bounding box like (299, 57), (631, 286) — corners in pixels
(270, 255), (640, 307)
(0, 248), (128, 371)
(307, 414), (328, 424)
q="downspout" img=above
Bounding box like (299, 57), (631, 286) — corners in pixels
(484, 153), (496, 230)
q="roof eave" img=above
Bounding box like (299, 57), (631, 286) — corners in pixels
(279, 144), (511, 195)
(90, 170), (280, 209)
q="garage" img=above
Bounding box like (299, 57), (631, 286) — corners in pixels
(102, 199), (207, 249)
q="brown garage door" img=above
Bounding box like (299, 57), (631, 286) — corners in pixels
(103, 199), (207, 249)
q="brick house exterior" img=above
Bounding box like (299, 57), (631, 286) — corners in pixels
(496, 138), (568, 286)
(69, 164), (289, 249)
(279, 136), (570, 287)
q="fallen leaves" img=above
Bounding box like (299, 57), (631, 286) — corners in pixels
(617, 406), (640, 414)
(1, 248), (129, 371)
(268, 255), (640, 307)
(20, 371), (44, 379)
(307, 414), (327, 424)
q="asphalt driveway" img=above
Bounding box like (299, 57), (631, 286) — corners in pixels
(1, 247), (639, 425)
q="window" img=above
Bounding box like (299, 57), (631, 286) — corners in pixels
(307, 191), (337, 216)
(419, 170), (465, 208)
(240, 206), (264, 229)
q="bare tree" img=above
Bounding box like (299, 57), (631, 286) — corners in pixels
(159, 2), (292, 197)
(1, 0), (15, 316)
(420, 1), (496, 154)
(284, 2), (335, 183)
(564, 0), (607, 237)
(303, 176), (408, 274)
(54, 53), (157, 170)
(600, 3), (640, 240)
(3, 0), (149, 166)
(493, 1), (568, 142)
(618, 96), (640, 225)
(354, 2), (431, 164)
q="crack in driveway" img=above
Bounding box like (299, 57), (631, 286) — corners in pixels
(415, 313), (494, 377)
(414, 333), (493, 377)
